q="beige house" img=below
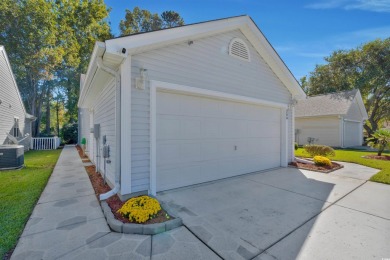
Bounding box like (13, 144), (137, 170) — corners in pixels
(295, 89), (368, 148)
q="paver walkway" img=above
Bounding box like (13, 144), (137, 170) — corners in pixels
(11, 145), (389, 260)
(11, 146), (218, 260)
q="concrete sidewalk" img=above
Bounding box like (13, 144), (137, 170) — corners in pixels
(11, 146), (218, 260)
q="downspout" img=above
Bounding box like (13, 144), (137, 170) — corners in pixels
(96, 57), (121, 201)
(289, 98), (310, 164)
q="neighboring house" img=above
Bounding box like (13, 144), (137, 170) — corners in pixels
(295, 89), (368, 148)
(78, 16), (306, 199)
(0, 46), (36, 151)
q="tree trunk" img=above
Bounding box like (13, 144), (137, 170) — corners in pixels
(46, 98), (51, 135)
(56, 101), (60, 136)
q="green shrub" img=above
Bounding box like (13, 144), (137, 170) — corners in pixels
(313, 156), (332, 167)
(304, 144), (335, 157)
(295, 142), (299, 150)
(81, 137), (87, 145)
(367, 129), (390, 156)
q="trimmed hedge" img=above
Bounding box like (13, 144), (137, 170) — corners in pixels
(304, 144), (335, 157)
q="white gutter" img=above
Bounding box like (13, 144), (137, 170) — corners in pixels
(96, 57), (121, 201)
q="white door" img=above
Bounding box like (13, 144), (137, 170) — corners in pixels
(344, 121), (361, 147)
(156, 91), (281, 192)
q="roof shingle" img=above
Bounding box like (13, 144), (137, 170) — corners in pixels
(295, 89), (358, 117)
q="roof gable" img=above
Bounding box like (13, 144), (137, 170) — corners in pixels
(104, 16), (306, 100)
(0, 46), (27, 115)
(295, 89), (368, 119)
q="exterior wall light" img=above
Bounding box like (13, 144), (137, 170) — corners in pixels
(136, 68), (148, 90)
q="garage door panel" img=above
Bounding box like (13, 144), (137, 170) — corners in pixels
(181, 119), (202, 139)
(157, 165), (202, 191)
(157, 117), (180, 140)
(248, 121), (280, 138)
(179, 95), (202, 116)
(202, 119), (220, 138)
(156, 91), (282, 192)
(344, 121), (361, 147)
(157, 141), (202, 167)
(201, 141), (221, 161)
(157, 92), (182, 115)
(201, 98), (222, 117)
(157, 143), (180, 165)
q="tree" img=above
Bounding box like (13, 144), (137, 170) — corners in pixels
(119, 7), (184, 36)
(303, 38), (390, 136)
(53, 0), (112, 123)
(0, 0), (112, 136)
(367, 129), (390, 156)
(0, 0), (64, 136)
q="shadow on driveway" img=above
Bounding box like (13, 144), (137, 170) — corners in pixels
(157, 167), (350, 259)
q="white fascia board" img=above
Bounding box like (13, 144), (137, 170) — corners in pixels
(78, 42), (106, 108)
(241, 21), (306, 100)
(355, 90), (369, 120)
(105, 16), (248, 56)
(0, 46), (27, 115)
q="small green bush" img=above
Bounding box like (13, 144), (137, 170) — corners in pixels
(367, 129), (390, 156)
(304, 144), (335, 157)
(313, 156), (332, 167)
(81, 137), (87, 145)
(294, 142), (299, 150)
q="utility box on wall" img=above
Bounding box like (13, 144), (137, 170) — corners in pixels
(93, 124), (100, 139)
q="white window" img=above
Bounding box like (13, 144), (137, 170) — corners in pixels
(13, 117), (19, 137)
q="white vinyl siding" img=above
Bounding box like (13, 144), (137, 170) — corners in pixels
(79, 108), (90, 154)
(130, 30), (292, 192)
(346, 100), (363, 121)
(92, 80), (116, 185)
(295, 117), (341, 147)
(0, 49), (27, 148)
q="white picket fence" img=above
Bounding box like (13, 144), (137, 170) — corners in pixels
(31, 137), (61, 150)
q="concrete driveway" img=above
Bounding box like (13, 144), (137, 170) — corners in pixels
(157, 164), (390, 260)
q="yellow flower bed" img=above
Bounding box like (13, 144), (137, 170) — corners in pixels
(313, 156), (332, 167)
(117, 196), (161, 223)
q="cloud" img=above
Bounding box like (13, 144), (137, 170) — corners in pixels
(306, 0), (349, 9)
(336, 26), (390, 43)
(306, 0), (390, 12)
(346, 0), (390, 12)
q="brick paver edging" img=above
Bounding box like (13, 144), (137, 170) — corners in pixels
(101, 201), (183, 235)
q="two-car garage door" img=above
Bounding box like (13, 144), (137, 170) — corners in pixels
(156, 91), (282, 192)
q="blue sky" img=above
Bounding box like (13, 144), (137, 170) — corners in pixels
(104, 0), (390, 80)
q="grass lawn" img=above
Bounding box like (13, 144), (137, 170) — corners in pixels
(0, 149), (62, 259)
(295, 148), (390, 184)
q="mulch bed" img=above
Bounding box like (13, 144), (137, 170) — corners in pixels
(76, 145), (172, 225)
(362, 154), (390, 161)
(289, 160), (343, 173)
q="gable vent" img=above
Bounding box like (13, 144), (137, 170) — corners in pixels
(229, 38), (250, 62)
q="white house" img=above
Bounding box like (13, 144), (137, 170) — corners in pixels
(295, 89), (368, 148)
(0, 46), (36, 151)
(78, 16), (306, 200)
